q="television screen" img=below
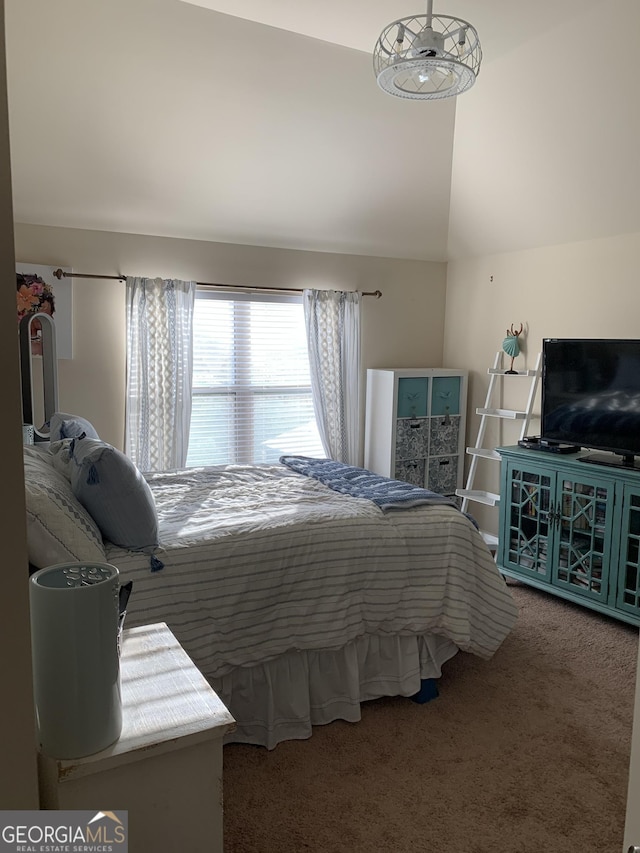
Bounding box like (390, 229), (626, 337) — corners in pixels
(542, 338), (640, 462)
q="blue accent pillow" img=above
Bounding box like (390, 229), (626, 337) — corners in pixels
(69, 436), (159, 550)
(49, 412), (100, 442)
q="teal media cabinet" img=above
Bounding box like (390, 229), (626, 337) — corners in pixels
(496, 445), (640, 627)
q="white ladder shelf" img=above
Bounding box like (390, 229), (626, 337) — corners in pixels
(456, 351), (541, 549)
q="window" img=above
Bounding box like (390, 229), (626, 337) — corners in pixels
(186, 291), (324, 466)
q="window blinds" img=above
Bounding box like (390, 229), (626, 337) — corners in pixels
(186, 291), (324, 466)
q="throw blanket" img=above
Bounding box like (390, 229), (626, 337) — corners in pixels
(279, 455), (458, 511)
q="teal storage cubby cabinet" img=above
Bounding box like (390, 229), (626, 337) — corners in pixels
(496, 445), (640, 626)
(364, 368), (467, 500)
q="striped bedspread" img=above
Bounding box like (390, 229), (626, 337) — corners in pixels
(108, 462), (518, 683)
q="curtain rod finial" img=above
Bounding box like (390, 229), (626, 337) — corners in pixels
(53, 268), (64, 280)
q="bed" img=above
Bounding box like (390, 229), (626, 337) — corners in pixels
(24, 423), (518, 750)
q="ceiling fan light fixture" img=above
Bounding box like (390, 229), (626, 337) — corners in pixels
(373, 2), (482, 100)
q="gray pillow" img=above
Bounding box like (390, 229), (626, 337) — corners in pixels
(49, 412), (100, 442)
(69, 436), (159, 550)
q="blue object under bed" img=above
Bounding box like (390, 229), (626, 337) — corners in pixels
(410, 678), (440, 704)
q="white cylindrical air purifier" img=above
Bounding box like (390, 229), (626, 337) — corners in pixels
(29, 562), (123, 759)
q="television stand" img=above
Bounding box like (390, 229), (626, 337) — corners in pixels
(579, 452), (640, 470)
(496, 445), (640, 627)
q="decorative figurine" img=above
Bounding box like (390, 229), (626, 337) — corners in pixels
(502, 323), (523, 374)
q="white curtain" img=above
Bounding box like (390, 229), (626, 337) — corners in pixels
(125, 276), (196, 472)
(303, 289), (361, 465)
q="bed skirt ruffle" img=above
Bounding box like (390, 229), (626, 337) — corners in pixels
(212, 632), (459, 750)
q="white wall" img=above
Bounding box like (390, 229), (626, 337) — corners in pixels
(444, 231), (640, 535)
(444, 0), (640, 538)
(6, 0), (456, 263)
(15, 224), (449, 452)
(20, 218), (640, 539)
(447, 0), (640, 261)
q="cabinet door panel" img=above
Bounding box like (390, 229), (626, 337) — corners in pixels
(553, 475), (612, 604)
(502, 464), (553, 579)
(617, 487), (640, 619)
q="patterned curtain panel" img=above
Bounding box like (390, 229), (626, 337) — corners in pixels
(303, 289), (361, 465)
(125, 277), (196, 472)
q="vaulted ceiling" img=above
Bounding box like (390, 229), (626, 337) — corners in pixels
(7, 0), (632, 263)
(180, 0), (592, 63)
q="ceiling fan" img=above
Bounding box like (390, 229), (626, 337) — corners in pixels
(373, 0), (482, 100)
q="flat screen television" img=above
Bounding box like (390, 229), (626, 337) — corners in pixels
(541, 338), (640, 469)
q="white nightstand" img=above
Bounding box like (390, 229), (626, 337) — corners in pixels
(38, 622), (236, 852)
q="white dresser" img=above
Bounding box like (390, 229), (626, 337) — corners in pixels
(38, 622), (236, 852)
(364, 367), (468, 500)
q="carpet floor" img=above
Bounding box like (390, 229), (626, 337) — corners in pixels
(223, 582), (638, 853)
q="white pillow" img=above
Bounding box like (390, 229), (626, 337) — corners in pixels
(48, 438), (74, 480)
(23, 448), (106, 569)
(49, 412), (100, 442)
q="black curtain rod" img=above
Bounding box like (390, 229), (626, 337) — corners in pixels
(52, 269), (382, 299)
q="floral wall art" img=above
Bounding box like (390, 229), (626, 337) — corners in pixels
(16, 263), (73, 359)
